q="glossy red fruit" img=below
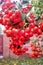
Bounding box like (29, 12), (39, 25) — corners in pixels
(32, 47), (36, 51)
(23, 48), (28, 53)
(34, 51), (39, 56)
(33, 26), (38, 33)
(27, 3), (32, 9)
(10, 16), (14, 21)
(25, 27), (30, 33)
(38, 29), (42, 35)
(0, 17), (3, 24)
(3, 15), (9, 19)
(24, 32), (30, 40)
(38, 22), (43, 31)
(2, 2), (7, 10)
(5, 25), (10, 29)
(0, 12), (2, 16)
(37, 55), (41, 58)
(20, 30), (25, 36)
(5, 29), (12, 37)
(29, 52), (35, 58)
(29, 23), (35, 28)
(38, 51), (42, 55)
(21, 8), (28, 14)
(29, 12), (35, 19)
(19, 21), (24, 27)
(29, 31), (33, 37)
(30, 28), (34, 33)
(30, 43), (34, 47)
(4, 9), (9, 14)
(8, 11), (13, 16)
(29, 19), (35, 23)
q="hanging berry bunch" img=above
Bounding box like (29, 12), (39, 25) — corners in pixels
(0, 0), (43, 57)
(29, 35), (43, 58)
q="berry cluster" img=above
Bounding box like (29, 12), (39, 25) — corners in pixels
(21, 3), (32, 14)
(3, 23), (43, 55)
(1, 2), (15, 10)
(0, 1), (43, 57)
(29, 43), (42, 58)
(0, 10), (25, 28)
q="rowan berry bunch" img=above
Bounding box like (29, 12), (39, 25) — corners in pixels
(0, 1), (43, 57)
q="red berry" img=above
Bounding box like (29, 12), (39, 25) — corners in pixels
(8, 11), (13, 16)
(29, 52), (34, 58)
(0, 17), (3, 24)
(33, 26), (38, 33)
(27, 4), (32, 9)
(4, 9), (9, 14)
(32, 47), (36, 51)
(38, 29), (42, 35)
(34, 51), (39, 56)
(29, 19), (35, 23)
